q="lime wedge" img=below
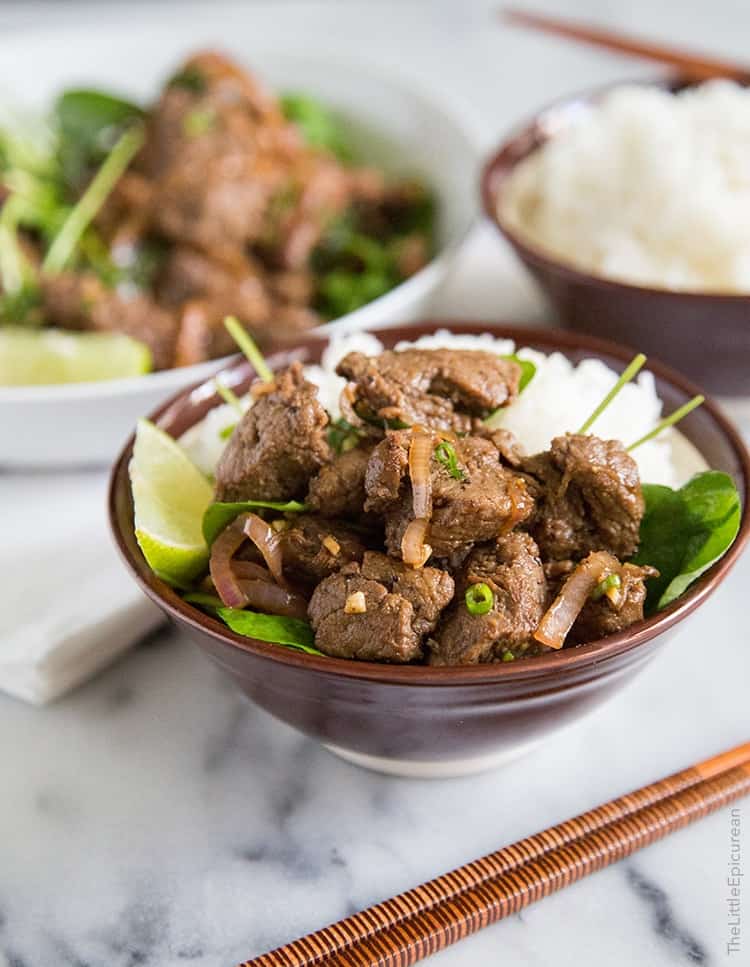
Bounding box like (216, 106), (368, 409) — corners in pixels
(0, 326), (151, 386)
(130, 418), (214, 587)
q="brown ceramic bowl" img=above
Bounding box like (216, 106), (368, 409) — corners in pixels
(109, 322), (750, 777)
(481, 78), (750, 398)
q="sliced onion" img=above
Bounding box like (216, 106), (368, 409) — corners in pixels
(210, 514), (252, 608)
(232, 560), (274, 583)
(534, 551), (618, 650)
(236, 579), (309, 620)
(409, 426), (434, 520)
(401, 517), (432, 568)
(499, 476), (529, 536)
(243, 513), (287, 588)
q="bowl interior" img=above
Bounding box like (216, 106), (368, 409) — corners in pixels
(110, 321), (750, 685)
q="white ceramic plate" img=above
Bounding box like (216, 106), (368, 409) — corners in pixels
(0, 22), (480, 467)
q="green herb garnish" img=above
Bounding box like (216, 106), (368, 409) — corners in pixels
(214, 377), (243, 414)
(183, 107), (216, 137)
(577, 353), (647, 435)
(43, 122), (144, 273)
(434, 440), (464, 480)
(465, 582), (494, 616)
(281, 92), (353, 162)
(627, 396), (705, 451)
(223, 315), (273, 383)
(591, 573), (622, 601)
(632, 470), (741, 612)
(168, 66), (207, 94)
(327, 417), (362, 454)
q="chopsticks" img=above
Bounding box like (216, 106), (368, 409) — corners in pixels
(240, 741), (750, 967)
(502, 8), (750, 83)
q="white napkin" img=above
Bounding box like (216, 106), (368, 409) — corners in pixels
(0, 471), (164, 705)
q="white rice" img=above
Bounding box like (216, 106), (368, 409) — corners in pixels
(501, 80), (750, 293)
(180, 329), (678, 485)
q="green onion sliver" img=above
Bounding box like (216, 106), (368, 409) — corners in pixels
(577, 353), (647, 435)
(465, 582), (494, 616)
(626, 395), (705, 452)
(214, 377), (243, 414)
(591, 573), (621, 602)
(43, 123), (145, 274)
(223, 315), (274, 383)
(434, 440), (464, 480)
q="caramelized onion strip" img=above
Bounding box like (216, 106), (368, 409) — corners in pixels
(402, 517), (432, 568)
(534, 551), (618, 649)
(409, 426), (434, 520)
(210, 514), (253, 609)
(236, 579), (309, 620)
(243, 513), (287, 588)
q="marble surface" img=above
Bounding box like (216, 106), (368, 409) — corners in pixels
(2, 1), (750, 964)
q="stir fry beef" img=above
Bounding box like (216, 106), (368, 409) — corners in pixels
(428, 533), (548, 665)
(569, 562), (658, 645)
(40, 272), (178, 370)
(277, 515), (367, 586)
(308, 551), (454, 662)
(336, 349), (522, 434)
(522, 433), (644, 562)
(364, 431), (534, 560)
(307, 444), (374, 519)
(215, 362), (331, 502)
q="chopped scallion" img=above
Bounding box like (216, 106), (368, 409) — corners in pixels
(223, 315), (274, 383)
(465, 582), (494, 616)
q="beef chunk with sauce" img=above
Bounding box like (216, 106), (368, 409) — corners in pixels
(522, 433), (644, 562)
(337, 348), (521, 434)
(308, 551), (454, 662)
(215, 362), (331, 502)
(428, 533), (548, 666)
(277, 514), (367, 586)
(569, 562), (658, 645)
(307, 443), (374, 519)
(364, 431), (534, 560)
(40, 272), (178, 370)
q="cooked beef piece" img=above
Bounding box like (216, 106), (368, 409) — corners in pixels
(307, 444), (374, 519)
(277, 515), (367, 585)
(40, 272), (178, 370)
(143, 51), (353, 267)
(569, 562), (658, 645)
(428, 533), (548, 666)
(308, 551), (454, 662)
(475, 426), (526, 467)
(158, 247), (273, 325)
(522, 433), (644, 562)
(336, 348), (521, 434)
(364, 431), (534, 559)
(215, 362), (332, 502)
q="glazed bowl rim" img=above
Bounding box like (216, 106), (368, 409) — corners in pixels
(109, 320), (750, 686)
(481, 74), (750, 305)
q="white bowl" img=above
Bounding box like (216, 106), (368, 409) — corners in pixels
(0, 28), (480, 468)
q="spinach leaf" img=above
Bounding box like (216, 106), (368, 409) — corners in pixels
(182, 591), (223, 614)
(281, 92), (353, 162)
(54, 88), (144, 190)
(502, 354), (536, 392)
(217, 607), (322, 654)
(632, 471), (741, 612)
(203, 499), (308, 546)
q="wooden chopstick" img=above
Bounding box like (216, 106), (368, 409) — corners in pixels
(241, 742), (750, 967)
(502, 8), (750, 82)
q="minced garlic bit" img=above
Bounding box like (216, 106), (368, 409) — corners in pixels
(271, 518), (291, 533)
(322, 535), (341, 556)
(344, 591), (367, 614)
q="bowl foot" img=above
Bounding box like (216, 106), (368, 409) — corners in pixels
(323, 739), (541, 778)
